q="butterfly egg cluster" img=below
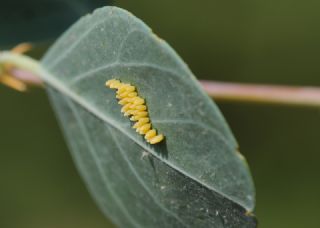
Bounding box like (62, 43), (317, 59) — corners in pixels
(106, 79), (164, 144)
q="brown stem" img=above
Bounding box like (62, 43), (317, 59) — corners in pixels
(201, 80), (320, 107)
(10, 68), (43, 85)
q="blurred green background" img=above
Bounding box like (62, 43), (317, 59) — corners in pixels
(1, 0), (320, 227)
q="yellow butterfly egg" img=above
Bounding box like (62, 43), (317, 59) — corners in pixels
(130, 111), (148, 121)
(106, 79), (121, 89)
(149, 134), (164, 144)
(132, 97), (145, 105)
(118, 84), (135, 93)
(118, 97), (134, 105)
(137, 123), (151, 134)
(145, 129), (156, 141)
(133, 118), (150, 129)
(121, 103), (131, 113)
(134, 105), (147, 111)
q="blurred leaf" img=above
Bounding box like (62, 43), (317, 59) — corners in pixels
(0, 0), (112, 47)
(41, 6), (256, 227)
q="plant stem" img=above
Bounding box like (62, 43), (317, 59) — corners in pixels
(201, 80), (320, 107)
(0, 51), (42, 75)
(2, 51), (320, 108)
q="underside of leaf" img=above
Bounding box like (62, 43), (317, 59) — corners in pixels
(41, 6), (256, 228)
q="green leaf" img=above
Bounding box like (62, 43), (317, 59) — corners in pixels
(41, 6), (256, 228)
(0, 0), (111, 47)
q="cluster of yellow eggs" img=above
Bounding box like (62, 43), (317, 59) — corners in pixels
(106, 79), (164, 144)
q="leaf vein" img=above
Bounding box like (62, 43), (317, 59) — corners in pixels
(152, 119), (233, 151)
(69, 62), (183, 86)
(67, 99), (141, 228)
(106, 125), (189, 228)
(46, 13), (132, 70)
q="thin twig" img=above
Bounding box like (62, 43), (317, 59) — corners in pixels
(201, 80), (320, 107)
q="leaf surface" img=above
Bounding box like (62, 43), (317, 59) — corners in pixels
(41, 7), (256, 228)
